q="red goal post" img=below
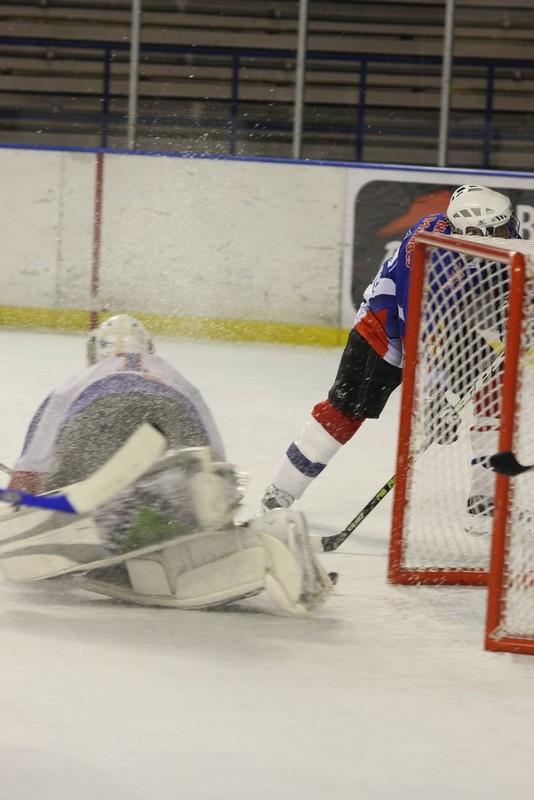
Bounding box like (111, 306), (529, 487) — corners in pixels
(387, 231), (534, 655)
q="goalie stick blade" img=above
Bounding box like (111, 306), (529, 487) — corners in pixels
(489, 451), (534, 477)
(0, 423), (167, 513)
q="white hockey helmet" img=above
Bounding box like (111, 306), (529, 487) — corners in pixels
(87, 314), (154, 365)
(447, 184), (516, 236)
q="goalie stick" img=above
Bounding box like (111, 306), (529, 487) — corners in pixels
(319, 348), (505, 553)
(489, 451), (534, 476)
(0, 423), (166, 513)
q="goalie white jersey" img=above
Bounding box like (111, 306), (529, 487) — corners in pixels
(14, 353), (225, 476)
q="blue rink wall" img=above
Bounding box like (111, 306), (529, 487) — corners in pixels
(1, 143), (534, 346)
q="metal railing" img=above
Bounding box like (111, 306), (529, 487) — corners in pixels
(0, 34), (533, 168)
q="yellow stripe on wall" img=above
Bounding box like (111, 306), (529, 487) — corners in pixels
(0, 306), (89, 331)
(0, 306), (349, 348)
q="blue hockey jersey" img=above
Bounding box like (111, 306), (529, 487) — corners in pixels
(355, 212), (520, 367)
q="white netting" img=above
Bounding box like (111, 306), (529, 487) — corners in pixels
(400, 238), (513, 573)
(395, 237), (534, 575)
(392, 233), (534, 650)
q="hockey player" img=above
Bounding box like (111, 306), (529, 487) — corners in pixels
(8, 313), (226, 495)
(261, 185), (520, 523)
(2, 315), (333, 615)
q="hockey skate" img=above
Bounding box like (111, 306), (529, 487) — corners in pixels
(465, 494), (494, 536)
(261, 483), (295, 512)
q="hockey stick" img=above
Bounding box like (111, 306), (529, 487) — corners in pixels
(489, 451), (534, 477)
(320, 350), (505, 552)
(321, 475), (396, 552)
(0, 423), (166, 513)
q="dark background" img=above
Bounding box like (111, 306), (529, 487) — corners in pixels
(351, 181), (534, 310)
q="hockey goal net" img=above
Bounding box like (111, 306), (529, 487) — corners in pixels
(388, 231), (534, 655)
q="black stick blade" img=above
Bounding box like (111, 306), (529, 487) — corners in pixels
(490, 451), (534, 476)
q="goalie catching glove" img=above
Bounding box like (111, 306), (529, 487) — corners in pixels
(423, 390), (462, 446)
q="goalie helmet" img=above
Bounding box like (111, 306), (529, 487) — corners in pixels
(446, 184), (518, 237)
(87, 314), (154, 365)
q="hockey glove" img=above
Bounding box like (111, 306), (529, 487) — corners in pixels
(424, 392), (462, 446)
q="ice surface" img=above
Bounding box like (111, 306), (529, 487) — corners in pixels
(0, 330), (533, 800)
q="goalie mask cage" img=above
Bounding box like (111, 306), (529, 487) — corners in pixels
(388, 231), (534, 655)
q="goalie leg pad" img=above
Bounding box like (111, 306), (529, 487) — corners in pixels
(79, 530), (268, 608)
(129, 533), (267, 606)
(248, 510), (334, 615)
(80, 510), (334, 615)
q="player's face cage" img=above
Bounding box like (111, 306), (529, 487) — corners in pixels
(452, 213), (520, 239)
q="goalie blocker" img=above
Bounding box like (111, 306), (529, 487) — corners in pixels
(0, 446), (334, 617)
